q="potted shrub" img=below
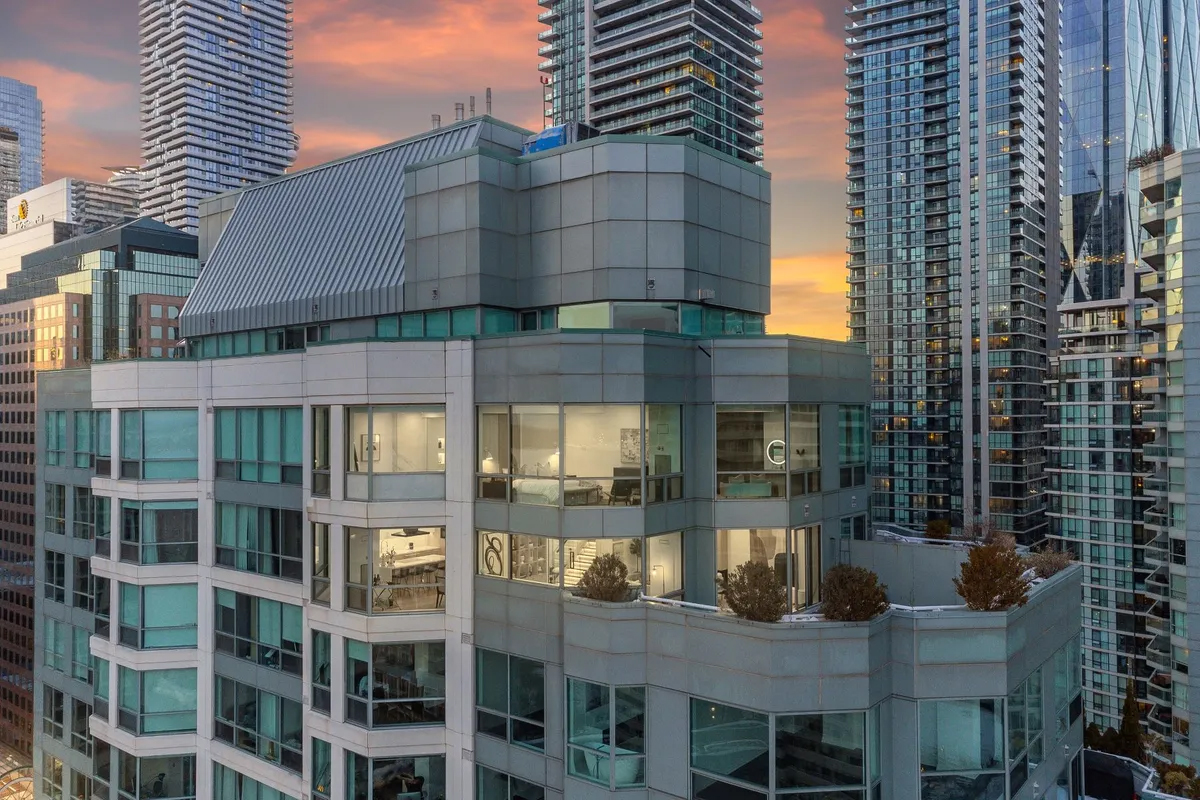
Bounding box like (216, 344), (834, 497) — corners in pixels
(722, 561), (788, 622)
(576, 554), (634, 602)
(924, 519), (952, 541)
(953, 540), (1029, 611)
(821, 564), (890, 621)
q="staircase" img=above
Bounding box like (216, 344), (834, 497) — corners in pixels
(564, 540), (599, 586)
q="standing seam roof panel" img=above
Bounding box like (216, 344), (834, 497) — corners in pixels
(180, 122), (483, 338)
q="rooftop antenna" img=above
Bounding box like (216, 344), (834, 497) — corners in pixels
(455, 103), (465, 121)
(486, 88), (492, 115)
(469, 96), (476, 118)
(432, 114), (441, 129)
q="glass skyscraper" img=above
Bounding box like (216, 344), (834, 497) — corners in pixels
(139, 0), (297, 233)
(1048, 0), (1200, 751)
(538, 0), (764, 164)
(0, 76), (43, 235)
(845, 0), (1061, 539)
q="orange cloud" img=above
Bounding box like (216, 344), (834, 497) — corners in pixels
(766, 252), (849, 340)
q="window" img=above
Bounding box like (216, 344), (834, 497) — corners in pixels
(312, 523), (330, 605)
(115, 752), (196, 800)
(93, 740), (110, 799)
(74, 410), (94, 468)
(214, 677), (303, 773)
(691, 700), (768, 792)
(45, 483), (66, 534)
(213, 763), (299, 800)
(45, 411), (66, 466)
(94, 577), (111, 637)
(346, 752), (445, 800)
(45, 550), (66, 601)
(312, 406), (331, 496)
(313, 739), (332, 799)
(120, 500), (198, 564)
(312, 631), (331, 714)
(1008, 668), (1044, 794)
(214, 589), (302, 675)
(839, 405), (868, 487)
(94, 658), (110, 719)
(346, 405), (446, 500)
(42, 755), (62, 800)
(72, 626), (92, 681)
(94, 496), (112, 557)
(71, 699), (92, 756)
(477, 531), (560, 585)
(346, 526), (445, 613)
(95, 410), (111, 475)
(776, 711), (866, 791)
(120, 409), (199, 479)
(119, 584), (197, 649)
(1055, 635), (1082, 738)
(789, 404), (821, 495)
(215, 407), (303, 484)
(43, 686), (64, 739)
(73, 557), (92, 610)
(346, 639), (446, 728)
(567, 680), (646, 788)
(717, 527), (821, 612)
(476, 649), (545, 751)
(70, 770), (90, 800)
(478, 404), (683, 506)
(716, 405), (786, 498)
(214, 502), (303, 581)
(117, 667), (198, 734)
(74, 487), (94, 539)
(476, 766), (545, 800)
(919, 699), (1004, 799)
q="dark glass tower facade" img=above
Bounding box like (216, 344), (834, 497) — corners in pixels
(846, 0), (1060, 540)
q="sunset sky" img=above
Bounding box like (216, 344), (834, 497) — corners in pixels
(0, 0), (848, 339)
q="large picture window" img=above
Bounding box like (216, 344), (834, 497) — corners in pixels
(345, 639), (446, 728)
(214, 677), (303, 773)
(115, 752), (195, 800)
(119, 409), (198, 480)
(476, 766), (545, 800)
(215, 407), (303, 485)
(477, 404), (684, 506)
(117, 667), (197, 735)
(476, 649), (545, 751)
(312, 523), (331, 605)
(838, 405), (868, 488)
(346, 406), (446, 500)
(214, 763), (298, 800)
(717, 527), (821, 612)
(918, 699), (1004, 800)
(716, 405), (786, 498)
(119, 501), (197, 564)
(346, 752), (445, 800)
(118, 584), (197, 649)
(214, 589), (303, 675)
(345, 527), (445, 614)
(567, 680), (646, 788)
(214, 502), (303, 581)
(45, 411), (66, 466)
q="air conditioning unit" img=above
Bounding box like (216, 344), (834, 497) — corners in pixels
(697, 288), (715, 301)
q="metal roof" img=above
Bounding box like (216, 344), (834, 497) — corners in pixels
(179, 120), (486, 338)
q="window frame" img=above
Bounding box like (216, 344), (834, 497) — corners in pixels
(45, 410), (67, 466)
(118, 583), (198, 650)
(73, 486), (94, 539)
(215, 406), (303, 485)
(119, 409), (199, 480)
(475, 648), (546, 752)
(45, 483), (66, 535)
(213, 675), (303, 774)
(311, 405), (331, 496)
(312, 630), (331, 714)
(119, 500), (199, 565)
(213, 588), (303, 675)
(344, 638), (447, 729)
(116, 666), (198, 736)
(344, 526), (446, 615)
(311, 522), (331, 605)
(214, 501), (303, 581)
(566, 679), (647, 789)
(43, 685), (64, 740)
(45, 550), (66, 602)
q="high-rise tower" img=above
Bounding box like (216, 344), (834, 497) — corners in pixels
(139, 0), (297, 233)
(0, 77), (44, 235)
(1047, 0), (1200, 747)
(537, 0), (763, 165)
(846, 0), (1061, 540)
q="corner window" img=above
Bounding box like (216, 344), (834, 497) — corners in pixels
(717, 526), (821, 612)
(115, 752), (195, 800)
(1008, 668), (1044, 794)
(838, 405), (868, 487)
(347, 752), (445, 800)
(476, 648), (545, 751)
(214, 589), (302, 675)
(119, 500), (198, 564)
(215, 407), (303, 484)
(567, 680), (646, 788)
(345, 639), (446, 728)
(345, 527), (445, 614)
(120, 409), (198, 480)
(690, 700), (768, 792)
(776, 711), (866, 790)
(476, 531), (560, 586)
(789, 404), (821, 495)
(214, 676), (303, 773)
(346, 405), (446, 500)
(119, 584), (197, 650)
(214, 502), (303, 581)
(45, 411), (66, 466)
(312, 631), (331, 714)
(117, 667), (197, 734)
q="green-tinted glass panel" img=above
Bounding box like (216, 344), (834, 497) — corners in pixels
(376, 316), (400, 338)
(400, 314), (424, 337)
(451, 308), (477, 336)
(425, 311), (449, 338)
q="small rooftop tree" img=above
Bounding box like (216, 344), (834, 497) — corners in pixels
(576, 554), (633, 603)
(722, 560), (788, 623)
(953, 540), (1029, 611)
(821, 564), (889, 622)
